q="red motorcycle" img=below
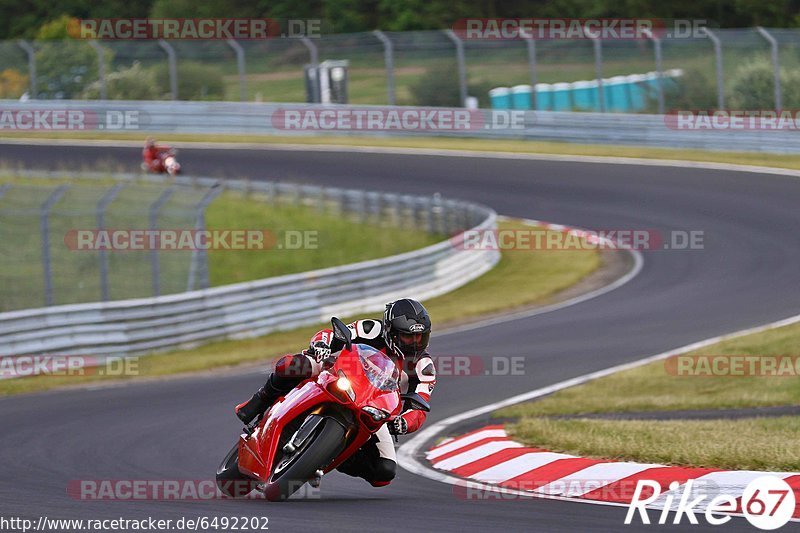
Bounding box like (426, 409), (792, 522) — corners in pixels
(216, 317), (430, 501)
(141, 146), (181, 176)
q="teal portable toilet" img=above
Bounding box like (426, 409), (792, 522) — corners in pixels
(510, 85), (533, 110)
(489, 87), (512, 109)
(534, 83), (553, 111)
(551, 82), (572, 111)
(570, 80), (598, 111)
(604, 75), (631, 112)
(626, 74), (647, 111)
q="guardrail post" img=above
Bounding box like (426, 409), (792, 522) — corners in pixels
(444, 29), (468, 107)
(703, 28), (725, 110)
(187, 183), (223, 291)
(96, 183), (125, 301)
(301, 37), (320, 103)
(158, 39), (178, 100)
(757, 27), (782, 110)
(642, 28), (664, 114)
(588, 31), (605, 112)
(226, 39), (247, 102)
(88, 40), (107, 100)
(373, 30), (396, 105)
(149, 187), (175, 296)
(40, 185), (69, 307)
(16, 40), (37, 98)
(523, 34), (538, 109)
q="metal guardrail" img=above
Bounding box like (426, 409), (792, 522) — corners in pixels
(0, 175), (498, 373)
(2, 100), (799, 153)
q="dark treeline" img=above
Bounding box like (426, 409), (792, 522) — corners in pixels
(2, 0), (799, 39)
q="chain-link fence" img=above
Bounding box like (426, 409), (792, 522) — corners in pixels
(0, 174), (483, 313)
(0, 180), (212, 312)
(2, 28), (799, 110)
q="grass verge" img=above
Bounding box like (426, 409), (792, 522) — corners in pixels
(5, 132), (800, 173)
(0, 219), (602, 396)
(495, 321), (800, 470)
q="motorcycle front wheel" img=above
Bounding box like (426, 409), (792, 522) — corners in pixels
(215, 443), (257, 498)
(263, 417), (345, 501)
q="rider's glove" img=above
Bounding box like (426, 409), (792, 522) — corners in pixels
(304, 340), (335, 369)
(388, 415), (408, 435)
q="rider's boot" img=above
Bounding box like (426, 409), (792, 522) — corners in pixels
(235, 373), (290, 424)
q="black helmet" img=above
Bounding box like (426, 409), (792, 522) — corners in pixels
(383, 298), (431, 360)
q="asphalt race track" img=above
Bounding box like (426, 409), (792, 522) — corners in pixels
(1, 143), (799, 532)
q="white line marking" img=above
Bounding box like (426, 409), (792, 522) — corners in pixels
(471, 452), (576, 483)
(426, 429), (507, 460)
(432, 441), (523, 470)
(533, 462), (665, 497)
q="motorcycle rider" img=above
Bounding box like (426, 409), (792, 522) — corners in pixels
(235, 298), (436, 487)
(141, 137), (169, 173)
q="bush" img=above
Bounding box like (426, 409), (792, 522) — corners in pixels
(82, 62), (158, 100)
(658, 68), (718, 111)
(0, 68), (28, 98)
(151, 61), (225, 100)
(727, 59), (800, 110)
(409, 62), (461, 107)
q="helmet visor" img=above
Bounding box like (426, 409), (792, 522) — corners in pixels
(395, 331), (430, 358)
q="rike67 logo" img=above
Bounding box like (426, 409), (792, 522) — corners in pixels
(625, 476), (796, 530)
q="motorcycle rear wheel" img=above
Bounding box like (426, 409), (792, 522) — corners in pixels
(263, 417), (345, 501)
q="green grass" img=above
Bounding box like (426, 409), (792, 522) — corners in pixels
(205, 189), (441, 285)
(495, 320), (800, 470)
(508, 417), (800, 471)
(0, 178), (441, 311)
(0, 219), (602, 396)
(5, 132), (800, 173)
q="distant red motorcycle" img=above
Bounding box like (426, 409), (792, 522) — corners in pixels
(141, 145), (181, 176)
(216, 317), (430, 501)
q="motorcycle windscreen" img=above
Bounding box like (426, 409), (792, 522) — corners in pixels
(333, 345), (401, 414)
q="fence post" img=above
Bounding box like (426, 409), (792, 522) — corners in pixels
(756, 27), (782, 110)
(301, 37), (320, 103)
(187, 183), (223, 291)
(88, 40), (107, 100)
(226, 39), (247, 102)
(444, 29), (468, 107)
(588, 31), (605, 112)
(96, 183), (125, 301)
(523, 34), (538, 109)
(158, 39), (178, 100)
(149, 187), (175, 296)
(17, 40), (37, 98)
(640, 28), (665, 114)
(40, 185), (69, 307)
(703, 28), (725, 110)
(373, 30), (396, 106)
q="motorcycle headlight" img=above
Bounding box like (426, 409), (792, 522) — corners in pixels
(332, 369), (355, 402)
(362, 406), (389, 421)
